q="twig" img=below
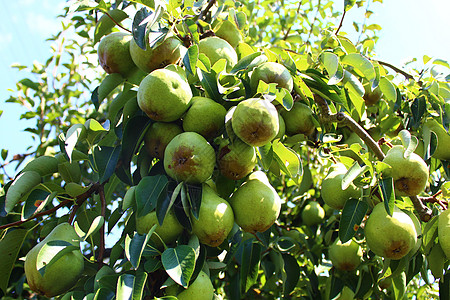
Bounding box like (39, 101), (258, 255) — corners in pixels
(97, 184), (107, 269)
(306, 0), (321, 44)
(197, 0), (216, 22)
(283, 0), (303, 40)
(335, 8), (347, 35)
(0, 183), (101, 230)
(104, 11), (131, 33)
(374, 60), (415, 81)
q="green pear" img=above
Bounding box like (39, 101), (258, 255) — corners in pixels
(136, 209), (184, 248)
(214, 20), (243, 48)
(166, 270), (214, 300)
(97, 32), (137, 77)
(217, 138), (257, 180)
(164, 132), (216, 183)
(328, 238), (363, 271)
(144, 122), (183, 160)
(24, 223), (84, 297)
(130, 36), (183, 73)
(438, 208), (450, 259)
(320, 163), (360, 210)
(137, 68), (192, 122)
(424, 119), (450, 161)
(364, 203), (417, 260)
(198, 36), (238, 70)
(191, 185), (235, 247)
(301, 201), (325, 226)
(182, 97), (227, 139)
(280, 102), (316, 136)
(229, 171), (281, 233)
(382, 145), (429, 196)
(250, 62), (294, 93)
(231, 98), (279, 147)
(363, 81), (383, 106)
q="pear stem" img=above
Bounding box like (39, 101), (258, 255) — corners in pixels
(313, 94), (433, 222)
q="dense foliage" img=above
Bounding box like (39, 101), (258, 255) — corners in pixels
(1, 0), (449, 299)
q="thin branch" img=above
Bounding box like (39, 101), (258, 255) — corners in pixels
(306, 0), (321, 44)
(104, 12), (131, 33)
(197, 0), (216, 22)
(0, 183), (101, 230)
(283, 0), (303, 40)
(375, 60), (415, 81)
(335, 9), (347, 35)
(97, 184), (107, 269)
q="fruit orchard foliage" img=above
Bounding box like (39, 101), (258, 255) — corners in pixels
(1, 0), (450, 299)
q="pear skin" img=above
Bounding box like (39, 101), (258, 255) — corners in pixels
(166, 270), (214, 300)
(328, 238), (363, 271)
(217, 138), (257, 180)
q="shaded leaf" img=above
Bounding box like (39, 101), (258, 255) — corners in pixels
(339, 199), (369, 243)
(162, 245), (196, 288)
(136, 175), (169, 218)
(0, 229), (28, 294)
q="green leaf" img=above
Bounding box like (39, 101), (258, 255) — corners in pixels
(92, 145), (121, 184)
(0, 229), (28, 294)
(94, 9), (129, 44)
(125, 231), (153, 269)
(186, 184), (202, 220)
(161, 245), (196, 288)
(120, 115), (152, 168)
(272, 140), (302, 181)
(439, 268), (450, 300)
(341, 53), (376, 84)
(183, 44), (199, 75)
(379, 77), (396, 102)
(342, 161), (368, 190)
(321, 52), (344, 84)
(81, 215), (104, 242)
(97, 73), (125, 106)
(339, 199), (369, 243)
(258, 144), (274, 171)
(379, 177), (395, 216)
(198, 69), (222, 103)
(36, 240), (79, 276)
(281, 253), (300, 296)
(85, 119), (108, 144)
(230, 52), (265, 74)
(136, 175), (169, 217)
(5, 171), (41, 214)
(132, 7), (151, 50)
(19, 78), (40, 91)
(240, 240), (262, 293)
(22, 189), (51, 219)
(144, 257), (163, 273)
(398, 130), (418, 158)
(116, 274), (135, 300)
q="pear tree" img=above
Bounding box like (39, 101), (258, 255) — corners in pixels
(1, 0), (450, 299)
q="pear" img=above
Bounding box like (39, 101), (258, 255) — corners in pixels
(182, 97), (227, 139)
(301, 201), (325, 226)
(214, 19), (243, 48)
(217, 138), (257, 180)
(191, 185), (235, 247)
(382, 145), (429, 196)
(136, 209), (184, 248)
(229, 171), (281, 233)
(24, 223), (84, 297)
(364, 203), (417, 260)
(231, 98), (279, 147)
(164, 132), (216, 183)
(250, 62), (294, 93)
(137, 68), (192, 122)
(328, 238), (363, 271)
(280, 102), (316, 136)
(97, 32), (137, 77)
(424, 119), (450, 161)
(143, 122), (183, 160)
(320, 163), (360, 210)
(130, 36), (183, 73)
(363, 81), (383, 106)
(438, 209), (450, 259)
(166, 270), (214, 300)
(198, 36), (238, 70)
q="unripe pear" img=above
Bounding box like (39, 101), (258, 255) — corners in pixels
(231, 98), (279, 147)
(98, 32), (137, 77)
(137, 68), (192, 122)
(301, 201), (325, 226)
(424, 119), (450, 161)
(328, 238), (363, 271)
(363, 81), (383, 106)
(250, 62), (294, 93)
(280, 102), (316, 136)
(364, 203), (417, 260)
(438, 209), (450, 259)
(191, 185), (235, 247)
(166, 270), (214, 300)
(136, 209), (184, 248)
(24, 223), (84, 297)
(182, 97), (227, 139)
(217, 138), (257, 180)
(198, 36), (238, 70)
(229, 171), (281, 233)
(214, 20), (243, 48)
(144, 122), (183, 160)
(164, 132), (216, 183)
(321, 163), (360, 210)
(130, 36), (183, 73)
(382, 145), (429, 196)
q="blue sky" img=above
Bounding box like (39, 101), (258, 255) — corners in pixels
(1, 0), (449, 176)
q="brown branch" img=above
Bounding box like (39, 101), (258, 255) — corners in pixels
(335, 8), (347, 35)
(313, 94), (433, 221)
(97, 184), (107, 269)
(0, 183), (101, 230)
(283, 0), (303, 40)
(104, 12), (131, 33)
(197, 0), (216, 22)
(373, 60), (415, 82)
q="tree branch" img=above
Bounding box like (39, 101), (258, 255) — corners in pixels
(283, 0), (303, 40)
(97, 184), (107, 269)
(335, 9), (347, 35)
(197, 0), (216, 22)
(375, 60), (415, 82)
